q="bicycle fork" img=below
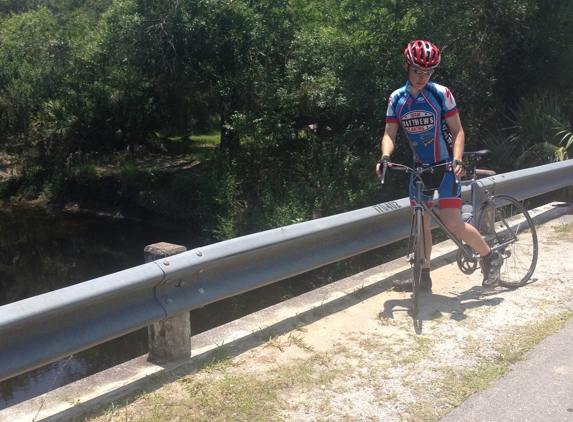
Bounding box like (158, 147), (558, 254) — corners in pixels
(407, 181), (428, 267)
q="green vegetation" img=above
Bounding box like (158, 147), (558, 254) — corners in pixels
(1, 0), (572, 243)
(74, 306), (573, 421)
(550, 221), (573, 243)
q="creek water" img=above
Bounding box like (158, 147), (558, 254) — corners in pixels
(0, 203), (204, 409)
(0, 203), (369, 409)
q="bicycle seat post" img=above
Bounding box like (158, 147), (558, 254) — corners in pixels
(462, 150), (490, 227)
(468, 155), (479, 182)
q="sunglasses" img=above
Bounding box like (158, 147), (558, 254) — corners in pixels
(411, 67), (434, 76)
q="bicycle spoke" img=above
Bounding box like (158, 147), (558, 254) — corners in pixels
(477, 195), (538, 288)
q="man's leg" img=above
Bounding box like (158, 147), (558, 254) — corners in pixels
(439, 208), (501, 288)
(439, 208), (489, 255)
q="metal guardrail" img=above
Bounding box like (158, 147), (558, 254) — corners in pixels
(1, 160), (572, 382)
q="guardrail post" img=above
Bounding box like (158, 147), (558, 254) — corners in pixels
(144, 242), (190, 362)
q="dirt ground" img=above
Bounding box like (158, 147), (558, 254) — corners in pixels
(88, 203), (573, 421)
(0, 150), (206, 184)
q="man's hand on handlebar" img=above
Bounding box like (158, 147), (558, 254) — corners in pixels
(451, 159), (466, 177)
(377, 157), (466, 185)
(376, 155), (392, 181)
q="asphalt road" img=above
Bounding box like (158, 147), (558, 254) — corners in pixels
(440, 316), (573, 422)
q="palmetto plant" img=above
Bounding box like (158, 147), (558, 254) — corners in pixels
(542, 116), (573, 162)
(484, 92), (573, 171)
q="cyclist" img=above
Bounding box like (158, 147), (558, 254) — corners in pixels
(375, 40), (500, 291)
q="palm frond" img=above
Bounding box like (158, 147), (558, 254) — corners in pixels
(554, 128), (573, 151)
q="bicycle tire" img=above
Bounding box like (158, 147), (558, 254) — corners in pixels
(412, 206), (423, 316)
(476, 194), (538, 288)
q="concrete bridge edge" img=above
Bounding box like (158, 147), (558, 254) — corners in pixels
(3, 201), (572, 422)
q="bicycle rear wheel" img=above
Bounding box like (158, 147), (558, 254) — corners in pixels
(476, 194), (538, 288)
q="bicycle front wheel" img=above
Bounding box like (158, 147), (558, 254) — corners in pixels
(476, 194), (538, 288)
(411, 207), (424, 316)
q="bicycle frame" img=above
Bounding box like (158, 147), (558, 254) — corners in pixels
(403, 159), (479, 266)
(383, 148), (538, 309)
(416, 201), (476, 261)
(407, 153), (510, 265)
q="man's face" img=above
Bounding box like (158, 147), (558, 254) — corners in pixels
(405, 63), (434, 91)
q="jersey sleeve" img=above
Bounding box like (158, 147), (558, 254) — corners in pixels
(442, 87), (458, 119)
(385, 89), (402, 124)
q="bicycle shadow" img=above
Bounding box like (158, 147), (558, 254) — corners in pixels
(379, 280), (537, 334)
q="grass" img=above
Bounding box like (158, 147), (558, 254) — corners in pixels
(394, 334), (437, 366)
(71, 308), (573, 422)
(405, 311), (573, 421)
(189, 133), (220, 146)
(23, 133), (223, 225)
(551, 222), (573, 241)
(182, 374), (282, 421)
(59, 218), (573, 422)
(377, 314), (402, 326)
(200, 341), (236, 372)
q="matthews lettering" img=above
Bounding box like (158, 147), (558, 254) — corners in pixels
(402, 110), (435, 133)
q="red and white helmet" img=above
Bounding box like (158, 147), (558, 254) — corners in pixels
(404, 40), (441, 68)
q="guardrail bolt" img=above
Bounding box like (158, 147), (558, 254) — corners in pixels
(196, 251), (203, 257)
(198, 288), (205, 294)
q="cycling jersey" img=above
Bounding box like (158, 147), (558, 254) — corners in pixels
(386, 81), (458, 164)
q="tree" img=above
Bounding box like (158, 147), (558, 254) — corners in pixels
(0, 8), (67, 138)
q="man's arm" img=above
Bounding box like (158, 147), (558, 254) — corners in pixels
(446, 113), (465, 176)
(376, 122), (399, 178)
(382, 122), (398, 157)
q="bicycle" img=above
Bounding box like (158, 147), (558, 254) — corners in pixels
(381, 149), (539, 316)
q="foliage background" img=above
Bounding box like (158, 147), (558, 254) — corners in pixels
(0, 0), (572, 242)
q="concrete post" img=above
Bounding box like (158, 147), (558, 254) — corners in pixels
(144, 242), (190, 363)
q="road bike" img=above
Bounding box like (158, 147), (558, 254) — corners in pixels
(381, 149), (539, 316)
